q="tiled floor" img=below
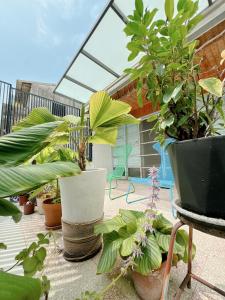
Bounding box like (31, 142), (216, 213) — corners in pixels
(0, 181), (225, 299)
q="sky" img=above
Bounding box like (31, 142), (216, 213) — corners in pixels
(0, 0), (108, 87)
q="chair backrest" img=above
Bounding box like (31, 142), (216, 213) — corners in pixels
(152, 139), (174, 182)
(112, 144), (132, 166)
(113, 165), (126, 177)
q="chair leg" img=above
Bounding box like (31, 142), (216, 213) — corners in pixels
(160, 221), (184, 300)
(105, 179), (118, 191)
(125, 181), (158, 204)
(187, 226), (193, 289)
(109, 180), (135, 201)
(169, 186), (177, 219)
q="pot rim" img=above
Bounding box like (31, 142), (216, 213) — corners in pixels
(171, 134), (225, 146)
(43, 198), (61, 205)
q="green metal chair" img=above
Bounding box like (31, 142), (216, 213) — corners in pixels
(107, 144), (135, 200)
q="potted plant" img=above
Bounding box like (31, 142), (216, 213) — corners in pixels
(19, 193), (29, 206)
(75, 168), (195, 300)
(23, 200), (35, 215)
(124, 0), (225, 218)
(42, 181), (62, 230)
(13, 93), (139, 261)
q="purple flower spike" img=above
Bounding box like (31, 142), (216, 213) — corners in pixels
(132, 246), (143, 259)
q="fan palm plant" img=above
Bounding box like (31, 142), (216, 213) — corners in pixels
(13, 91), (139, 170)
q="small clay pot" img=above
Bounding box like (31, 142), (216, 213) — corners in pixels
(131, 261), (167, 300)
(19, 194), (28, 206)
(23, 202), (35, 215)
(42, 198), (62, 230)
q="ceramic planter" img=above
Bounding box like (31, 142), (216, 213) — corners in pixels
(59, 168), (106, 261)
(42, 198), (62, 230)
(131, 261), (166, 300)
(168, 135), (225, 218)
(19, 194), (28, 206)
(23, 202), (35, 215)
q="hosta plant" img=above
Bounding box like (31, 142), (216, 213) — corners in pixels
(76, 168), (195, 300)
(124, 0), (225, 143)
(94, 209), (195, 276)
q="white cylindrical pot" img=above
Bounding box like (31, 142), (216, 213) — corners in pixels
(59, 168), (106, 223)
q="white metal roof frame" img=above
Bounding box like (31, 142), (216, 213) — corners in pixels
(54, 0), (221, 103)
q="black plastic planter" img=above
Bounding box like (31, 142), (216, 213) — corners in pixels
(168, 135), (225, 219)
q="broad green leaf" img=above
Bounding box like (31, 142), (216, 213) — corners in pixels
(176, 229), (196, 263)
(100, 114), (139, 129)
(94, 216), (126, 235)
(153, 214), (172, 233)
(188, 15), (203, 31)
(89, 91), (132, 129)
(135, 0), (144, 17)
(177, 0), (186, 11)
(63, 115), (81, 125)
(163, 83), (183, 103)
(13, 107), (60, 131)
(89, 127), (118, 145)
(36, 247), (47, 262)
(199, 77), (223, 97)
(161, 116), (174, 129)
(121, 236), (135, 257)
(165, 0), (174, 21)
(135, 235), (162, 275)
(177, 115), (189, 127)
(0, 198), (22, 223)
(23, 256), (39, 277)
(128, 50), (139, 61)
(124, 22), (146, 36)
(0, 272), (42, 300)
(0, 161), (80, 198)
(147, 114), (158, 123)
(0, 242), (7, 249)
(97, 232), (123, 274)
(0, 121), (63, 166)
(155, 231), (184, 256)
(143, 8), (158, 26)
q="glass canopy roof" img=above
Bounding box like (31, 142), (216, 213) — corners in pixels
(54, 0), (212, 103)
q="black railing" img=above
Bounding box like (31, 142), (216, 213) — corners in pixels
(0, 80), (80, 135)
(0, 80), (93, 160)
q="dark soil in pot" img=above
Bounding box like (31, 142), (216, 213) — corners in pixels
(42, 198), (62, 230)
(19, 194), (28, 206)
(23, 202), (35, 215)
(168, 135), (225, 219)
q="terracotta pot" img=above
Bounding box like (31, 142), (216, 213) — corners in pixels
(36, 194), (51, 215)
(19, 195), (28, 206)
(131, 261), (167, 300)
(23, 202), (35, 215)
(42, 198), (62, 230)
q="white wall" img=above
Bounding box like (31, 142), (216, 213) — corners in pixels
(92, 144), (113, 174)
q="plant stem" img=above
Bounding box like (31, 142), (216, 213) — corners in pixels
(4, 261), (20, 272)
(98, 271), (124, 298)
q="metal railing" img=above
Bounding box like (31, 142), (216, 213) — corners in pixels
(0, 80), (93, 160)
(0, 80), (80, 135)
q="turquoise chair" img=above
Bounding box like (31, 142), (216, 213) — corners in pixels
(107, 144), (135, 200)
(126, 139), (176, 218)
